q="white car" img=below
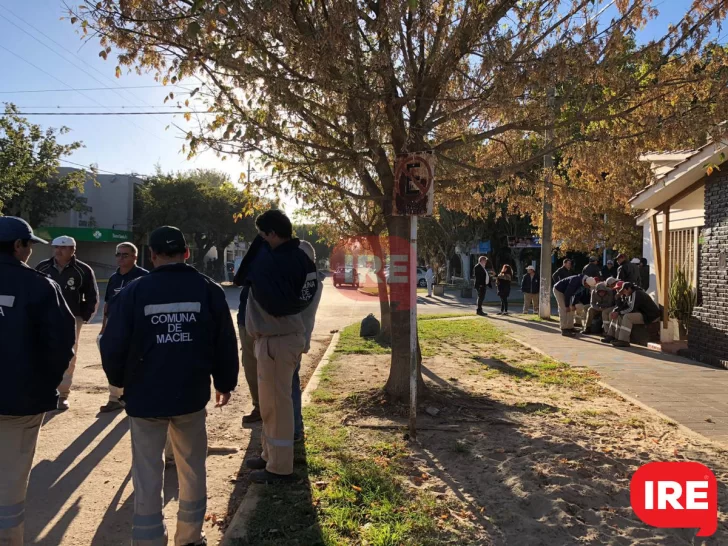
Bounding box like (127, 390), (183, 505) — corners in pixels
(383, 266), (428, 287)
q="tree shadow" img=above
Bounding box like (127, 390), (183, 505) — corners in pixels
(27, 415), (129, 544)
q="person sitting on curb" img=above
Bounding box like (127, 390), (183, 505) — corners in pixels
(585, 282), (615, 335)
(553, 274), (597, 337)
(601, 282), (661, 348)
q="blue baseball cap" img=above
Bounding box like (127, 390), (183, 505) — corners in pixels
(0, 216), (48, 244)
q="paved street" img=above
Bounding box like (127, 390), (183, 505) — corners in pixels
(490, 314), (728, 446)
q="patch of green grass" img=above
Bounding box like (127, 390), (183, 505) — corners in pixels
(418, 318), (506, 350)
(525, 315), (559, 323)
(584, 419), (610, 428)
(452, 439), (472, 454)
(418, 313), (473, 321)
(335, 324), (391, 356)
(624, 417), (646, 429)
(580, 409), (614, 417)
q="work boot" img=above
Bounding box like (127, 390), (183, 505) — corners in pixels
(600, 335), (615, 344)
(242, 407), (262, 424)
(611, 340), (631, 348)
(476, 309), (487, 316)
(249, 469), (296, 484)
(99, 400), (124, 413)
(245, 457), (267, 470)
(57, 397), (69, 411)
(561, 329), (575, 337)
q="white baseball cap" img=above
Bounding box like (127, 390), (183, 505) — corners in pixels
(584, 276), (597, 288)
(631, 258), (641, 264)
(526, 265), (535, 270)
(51, 235), (77, 247)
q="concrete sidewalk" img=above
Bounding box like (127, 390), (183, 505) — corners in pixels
(487, 314), (728, 446)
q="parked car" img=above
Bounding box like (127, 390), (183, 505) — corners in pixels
(383, 266), (428, 287)
(333, 266), (359, 288)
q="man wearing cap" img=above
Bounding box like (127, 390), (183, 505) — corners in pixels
(243, 210), (319, 484)
(615, 253), (641, 285)
(601, 259), (616, 280)
(553, 274), (597, 336)
(98, 242), (149, 413)
(0, 217), (76, 545)
(36, 235), (99, 410)
(602, 282), (661, 347)
(520, 265), (539, 314)
(582, 256), (602, 279)
(585, 282), (615, 335)
(100, 226), (239, 546)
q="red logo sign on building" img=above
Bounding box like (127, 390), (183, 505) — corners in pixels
(630, 462), (718, 537)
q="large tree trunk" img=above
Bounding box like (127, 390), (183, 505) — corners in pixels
(384, 214), (425, 401)
(369, 234), (392, 338)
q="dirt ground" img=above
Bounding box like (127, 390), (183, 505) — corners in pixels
(25, 320), (331, 546)
(332, 344), (728, 545)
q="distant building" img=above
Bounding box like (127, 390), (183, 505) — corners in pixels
(29, 168), (143, 279)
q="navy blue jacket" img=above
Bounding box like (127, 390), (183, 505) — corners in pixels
(247, 238), (318, 317)
(521, 273), (539, 294)
(554, 274), (587, 306)
(100, 263), (239, 418)
(0, 254), (76, 415)
(105, 265), (149, 302)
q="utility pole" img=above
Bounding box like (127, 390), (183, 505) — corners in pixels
(539, 88), (555, 319)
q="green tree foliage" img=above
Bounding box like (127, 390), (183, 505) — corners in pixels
(0, 104), (88, 226)
(134, 169), (262, 276)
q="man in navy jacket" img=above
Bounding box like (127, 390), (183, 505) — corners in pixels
(0, 217), (76, 545)
(553, 274), (597, 336)
(101, 226), (239, 546)
(520, 265), (539, 314)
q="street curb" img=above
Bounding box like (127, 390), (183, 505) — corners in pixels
(507, 335), (728, 451)
(219, 331), (341, 546)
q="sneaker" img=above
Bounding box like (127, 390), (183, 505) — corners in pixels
(99, 401), (124, 413)
(249, 469), (296, 484)
(245, 457), (267, 470)
(496, 311), (503, 315)
(57, 397), (69, 411)
(503, 311), (510, 316)
(242, 407), (262, 424)
(600, 335), (615, 344)
(611, 340), (631, 348)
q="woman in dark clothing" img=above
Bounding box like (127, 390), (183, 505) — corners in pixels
(496, 264), (513, 315)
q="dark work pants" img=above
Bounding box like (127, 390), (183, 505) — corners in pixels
(476, 286), (486, 310)
(500, 296), (508, 312)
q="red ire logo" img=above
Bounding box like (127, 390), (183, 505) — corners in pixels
(630, 462), (718, 536)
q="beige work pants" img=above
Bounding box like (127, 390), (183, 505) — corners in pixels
(553, 289), (574, 330)
(523, 293), (539, 314)
(0, 414), (43, 546)
(58, 318), (83, 397)
(255, 333), (305, 476)
(241, 329), (259, 408)
(129, 410), (207, 546)
(586, 308), (613, 334)
(98, 335), (124, 403)
(607, 313), (645, 342)
(574, 303), (586, 327)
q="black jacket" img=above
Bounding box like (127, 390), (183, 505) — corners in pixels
(0, 254), (76, 415)
(552, 266), (573, 284)
(496, 274), (512, 297)
(100, 263), (239, 418)
(601, 265), (616, 279)
(37, 256), (99, 321)
(473, 263), (490, 288)
(105, 265), (149, 302)
(616, 289), (661, 323)
(582, 263), (601, 278)
(521, 273), (539, 294)
(617, 261), (641, 285)
(639, 264), (651, 291)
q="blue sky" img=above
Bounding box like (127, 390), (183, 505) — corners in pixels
(0, 0), (715, 208)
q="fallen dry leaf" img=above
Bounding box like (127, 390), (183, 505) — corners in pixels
(352, 485), (362, 492)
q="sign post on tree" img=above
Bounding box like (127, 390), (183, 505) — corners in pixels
(393, 151), (434, 441)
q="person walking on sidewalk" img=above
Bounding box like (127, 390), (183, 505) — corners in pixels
(601, 282), (661, 348)
(100, 226), (239, 546)
(425, 264), (434, 297)
(0, 217), (76, 546)
(243, 210), (319, 484)
(474, 256), (491, 316)
(553, 274), (597, 336)
(520, 265), (539, 314)
(496, 264), (513, 315)
(36, 236), (98, 411)
(99, 242), (148, 413)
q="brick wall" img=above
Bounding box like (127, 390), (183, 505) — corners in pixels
(689, 172), (728, 369)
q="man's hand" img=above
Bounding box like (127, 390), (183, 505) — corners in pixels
(215, 391), (231, 408)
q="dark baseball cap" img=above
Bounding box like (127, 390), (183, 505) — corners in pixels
(148, 226), (187, 254)
(0, 216), (47, 244)
(618, 282), (635, 292)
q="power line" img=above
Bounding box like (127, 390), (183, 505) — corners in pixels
(0, 85), (191, 94)
(10, 105), (195, 109)
(59, 158), (148, 177)
(12, 111), (215, 115)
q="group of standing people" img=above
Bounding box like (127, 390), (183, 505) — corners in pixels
(0, 209), (320, 546)
(474, 256), (540, 316)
